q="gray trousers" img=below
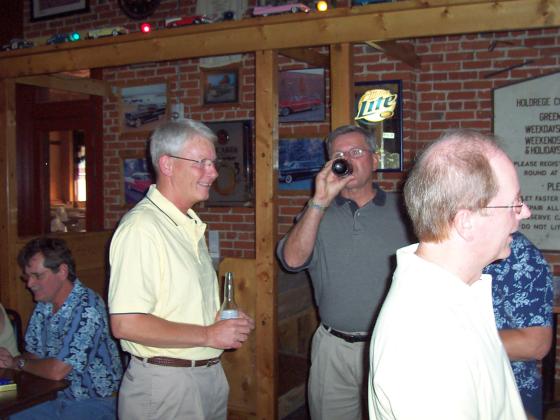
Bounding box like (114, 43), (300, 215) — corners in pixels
(308, 325), (368, 420)
(118, 356), (229, 420)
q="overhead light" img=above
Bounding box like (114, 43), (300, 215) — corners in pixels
(316, 1), (329, 12)
(140, 23), (152, 33)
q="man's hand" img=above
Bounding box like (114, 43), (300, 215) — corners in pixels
(0, 347), (15, 369)
(206, 311), (255, 350)
(312, 159), (353, 207)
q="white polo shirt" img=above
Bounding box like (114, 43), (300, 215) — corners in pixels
(369, 244), (526, 420)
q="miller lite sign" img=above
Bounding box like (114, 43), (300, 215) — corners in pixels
(355, 89), (397, 123)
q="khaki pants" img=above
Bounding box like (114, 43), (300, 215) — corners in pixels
(308, 325), (369, 420)
(118, 356), (229, 420)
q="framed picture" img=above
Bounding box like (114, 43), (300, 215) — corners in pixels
(354, 80), (403, 172)
(120, 152), (153, 206)
(120, 82), (168, 135)
(278, 137), (326, 191)
(31, 0), (89, 21)
(279, 68), (326, 123)
(202, 68), (239, 105)
(205, 120), (253, 207)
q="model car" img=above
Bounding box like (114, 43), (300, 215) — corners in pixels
(279, 95), (321, 116)
(1, 38), (34, 51)
(87, 26), (129, 39)
(47, 32), (80, 45)
(165, 15), (213, 28)
(252, 3), (311, 16)
(125, 105), (166, 128)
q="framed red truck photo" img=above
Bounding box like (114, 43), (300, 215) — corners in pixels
(279, 68), (325, 123)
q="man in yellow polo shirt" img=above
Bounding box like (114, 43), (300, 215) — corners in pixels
(108, 120), (255, 420)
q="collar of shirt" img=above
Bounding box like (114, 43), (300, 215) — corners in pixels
(334, 182), (386, 213)
(146, 185), (207, 241)
(396, 243), (493, 306)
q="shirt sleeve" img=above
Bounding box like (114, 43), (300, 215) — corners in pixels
(108, 220), (163, 314)
(488, 234), (553, 330)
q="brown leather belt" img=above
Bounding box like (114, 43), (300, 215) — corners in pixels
(323, 324), (369, 343)
(133, 355), (220, 368)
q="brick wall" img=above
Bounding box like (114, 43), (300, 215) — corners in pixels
(22, 2), (559, 289)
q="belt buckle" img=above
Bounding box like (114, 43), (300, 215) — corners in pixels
(205, 358), (219, 367)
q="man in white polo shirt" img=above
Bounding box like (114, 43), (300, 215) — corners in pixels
(109, 120), (254, 420)
(369, 129), (530, 419)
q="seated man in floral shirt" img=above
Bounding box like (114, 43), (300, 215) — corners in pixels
(0, 237), (122, 420)
(484, 231), (553, 420)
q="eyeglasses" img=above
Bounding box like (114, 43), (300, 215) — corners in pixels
(332, 148), (372, 160)
(168, 155), (221, 170)
(484, 197), (525, 215)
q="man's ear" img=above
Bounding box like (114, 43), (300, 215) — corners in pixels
(372, 152), (380, 172)
(159, 155), (173, 177)
(57, 263), (69, 280)
(453, 209), (474, 241)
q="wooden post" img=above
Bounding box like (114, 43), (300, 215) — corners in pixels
(255, 49), (279, 420)
(330, 43), (353, 129)
(0, 79), (19, 308)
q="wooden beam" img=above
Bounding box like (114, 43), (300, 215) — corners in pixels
(330, 43), (353, 128)
(0, 0), (558, 78)
(255, 49), (279, 420)
(279, 48), (329, 67)
(0, 79), (19, 307)
(366, 40), (421, 69)
(14, 75), (114, 97)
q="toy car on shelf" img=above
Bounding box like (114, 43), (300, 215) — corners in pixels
(47, 32), (81, 45)
(1, 38), (34, 51)
(87, 26), (129, 39)
(252, 3), (310, 16)
(165, 15), (214, 28)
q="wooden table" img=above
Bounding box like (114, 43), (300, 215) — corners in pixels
(0, 368), (68, 418)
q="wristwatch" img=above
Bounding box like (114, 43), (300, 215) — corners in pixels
(16, 357), (25, 370)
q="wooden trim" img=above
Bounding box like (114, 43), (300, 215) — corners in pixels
(255, 50), (279, 420)
(0, 0), (558, 79)
(14, 75), (114, 97)
(0, 79), (19, 308)
(330, 43), (353, 128)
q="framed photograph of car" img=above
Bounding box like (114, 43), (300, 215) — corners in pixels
(201, 68), (239, 106)
(279, 137), (326, 191)
(354, 79), (403, 172)
(31, 0), (89, 21)
(119, 82), (169, 136)
(120, 152), (154, 206)
(279, 68), (326, 123)
(204, 120), (253, 207)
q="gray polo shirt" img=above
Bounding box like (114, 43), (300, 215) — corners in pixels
(277, 186), (412, 332)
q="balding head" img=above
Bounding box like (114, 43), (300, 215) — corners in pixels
(404, 129), (505, 242)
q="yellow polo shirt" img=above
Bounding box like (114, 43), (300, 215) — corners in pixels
(108, 185), (222, 360)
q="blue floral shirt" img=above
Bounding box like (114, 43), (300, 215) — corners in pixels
(25, 279), (123, 400)
(484, 232), (553, 416)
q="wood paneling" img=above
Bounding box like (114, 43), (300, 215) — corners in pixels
(330, 43), (353, 128)
(219, 258), (257, 420)
(1, 0), (559, 78)
(255, 50), (279, 420)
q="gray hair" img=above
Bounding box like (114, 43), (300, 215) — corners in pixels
(404, 129), (502, 242)
(325, 124), (377, 157)
(149, 120), (217, 174)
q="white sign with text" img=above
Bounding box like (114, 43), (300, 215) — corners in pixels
(494, 71), (560, 251)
